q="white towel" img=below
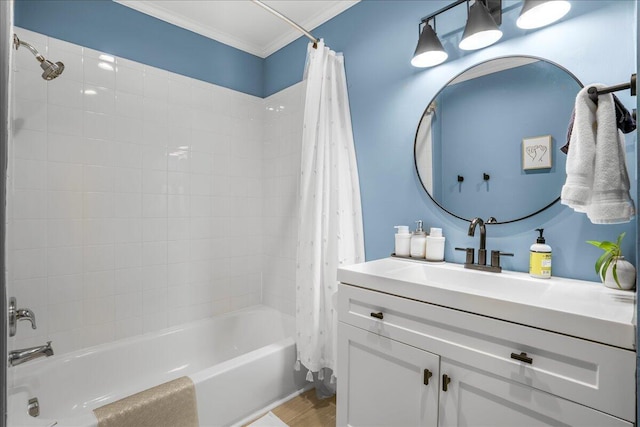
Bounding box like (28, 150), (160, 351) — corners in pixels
(561, 84), (635, 223)
(587, 89), (635, 223)
(561, 86), (597, 212)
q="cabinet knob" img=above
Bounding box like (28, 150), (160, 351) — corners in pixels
(442, 374), (451, 392)
(370, 312), (384, 320)
(510, 352), (533, 364)
(423, 369), (432, 386)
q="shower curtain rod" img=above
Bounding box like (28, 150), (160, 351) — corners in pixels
(251, 0), (319, 48)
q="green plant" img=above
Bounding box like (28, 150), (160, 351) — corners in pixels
(586, 232), (626, 289)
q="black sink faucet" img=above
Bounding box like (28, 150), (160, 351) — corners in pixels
(468, 217), (486, 265)
(456, 217), (513, 273)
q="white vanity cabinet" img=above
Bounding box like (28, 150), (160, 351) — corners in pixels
(437, 359), (629, 427)
(338, 322), (440, 426)
(336, 258), (636, 427)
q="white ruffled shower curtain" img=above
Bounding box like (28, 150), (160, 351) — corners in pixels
(295, 40), (365, 386)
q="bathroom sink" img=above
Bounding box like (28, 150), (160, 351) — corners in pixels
(337, 257), (636, 349)
(339, 257), (553, 297)
(388, 260), (540, 293)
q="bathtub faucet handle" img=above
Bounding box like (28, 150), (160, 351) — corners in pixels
(8, 297), (37, 337)
(17, 307), (37, 329)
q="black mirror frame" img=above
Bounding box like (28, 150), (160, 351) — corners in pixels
(413, 55), (583, 225)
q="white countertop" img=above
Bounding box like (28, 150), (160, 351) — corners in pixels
(337, 257), (637, 350)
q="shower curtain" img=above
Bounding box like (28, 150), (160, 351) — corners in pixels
(295, 40), (365, 387)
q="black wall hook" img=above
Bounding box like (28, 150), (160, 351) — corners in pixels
(457, 175), (464, 182)
(483, 173), (490, 181)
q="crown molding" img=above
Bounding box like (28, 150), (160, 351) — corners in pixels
(260, 1), (359, 57)
(115, 0), (359, 58)
(115, 0), (265, 57)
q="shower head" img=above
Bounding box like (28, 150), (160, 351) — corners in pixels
(13, 34), (65, 80)
(39, 59), (65, 81)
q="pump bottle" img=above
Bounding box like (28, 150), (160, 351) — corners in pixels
(394, 225), (411, 257)
(410, 220), (427, 258)
(425, 227), (445, 261)
(529, 228), (552, 278)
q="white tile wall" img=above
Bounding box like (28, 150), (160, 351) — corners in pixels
(261, 82), (305, 317)
(8, 29), (266, 355)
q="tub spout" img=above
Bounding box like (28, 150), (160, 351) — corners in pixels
(9, 341), (54, 366)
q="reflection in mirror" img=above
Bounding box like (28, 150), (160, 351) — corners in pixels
(415, 56), (583, 223)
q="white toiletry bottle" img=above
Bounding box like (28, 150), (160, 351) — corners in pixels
(529, 228), (551, 279)
(394, 225), (411, 257)
(410, 220), (427, 258)
(425, 227), (445, 261)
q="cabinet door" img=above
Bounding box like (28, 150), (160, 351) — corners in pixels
(438, 360), (632, 427)
(337, 322), (440, 427)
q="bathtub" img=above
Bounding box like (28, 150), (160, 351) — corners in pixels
(8, 306), (308, 427)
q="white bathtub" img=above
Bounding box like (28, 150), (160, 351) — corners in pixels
(8, 306), (308, 427)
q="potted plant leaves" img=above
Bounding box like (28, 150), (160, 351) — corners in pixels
(586, 232), (636, 290)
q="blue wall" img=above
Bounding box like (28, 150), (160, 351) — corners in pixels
(265, 0), (637, 282)
(14, 0), (264, 97)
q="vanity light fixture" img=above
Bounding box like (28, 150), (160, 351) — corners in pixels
(517, 0), (571, 29)
(411, 18), (448, 68)
(411, 0), (502, 68)
(410, 0), (572, 67)
(459, 0), (503, 51)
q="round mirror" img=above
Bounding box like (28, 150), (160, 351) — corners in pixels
(414, 56), (582, 224)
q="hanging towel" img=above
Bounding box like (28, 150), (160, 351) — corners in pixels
(586, 89), (635, 223)
(560, 109), (576, 154)
(561, 84), (635, 223)
(93, 376), (199, 427)
(560, 93), (635, 155)
(561, 86), (597, 212)
(613, 93), (637, 134)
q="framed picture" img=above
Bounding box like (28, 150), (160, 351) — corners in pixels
(522, 135), (552, 170)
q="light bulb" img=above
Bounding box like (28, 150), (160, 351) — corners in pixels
(459, 29), (502, 50)
(517, 0), (571, 29)
(411, 50), (448, 68)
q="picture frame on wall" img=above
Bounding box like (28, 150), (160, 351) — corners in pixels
(522, 135), (552, 170)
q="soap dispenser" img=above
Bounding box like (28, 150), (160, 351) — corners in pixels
(529, 228), (552, 279)
(425, 227), (445, 261)
(394, 225), (411, 257)
(410, 220), (427, 258)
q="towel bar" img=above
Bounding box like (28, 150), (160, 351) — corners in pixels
(588, 73), (636, 103)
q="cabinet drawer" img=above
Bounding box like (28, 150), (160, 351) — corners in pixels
(338, 283), (635, 422)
